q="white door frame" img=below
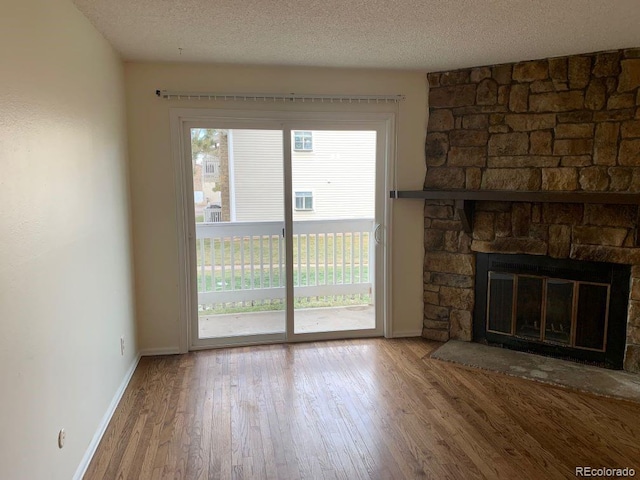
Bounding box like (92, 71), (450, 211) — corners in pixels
(281, 120), (388, 343)
(170, 108), (395, 352)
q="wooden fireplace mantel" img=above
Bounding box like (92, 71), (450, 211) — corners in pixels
(390, 189), (640, 234)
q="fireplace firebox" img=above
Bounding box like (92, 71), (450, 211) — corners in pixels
(474, 254), (630, 369)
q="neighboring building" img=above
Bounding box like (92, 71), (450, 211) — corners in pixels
(193, 144), (223, 221)
(219, 129), (376, 222)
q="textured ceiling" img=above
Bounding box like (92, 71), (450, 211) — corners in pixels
(72, 0), (640, 71)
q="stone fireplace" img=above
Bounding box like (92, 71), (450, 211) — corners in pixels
(422, 47), (640, 372)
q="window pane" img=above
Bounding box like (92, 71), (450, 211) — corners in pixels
(293, 131), (312, 150)
(294, 131), (312, 150)
(544, 279), (573, 345)
(487, 272), (514, 334)
(305, 196), (313, 209)
(192, 127), (286, 340)
(515, 276), (543, 339)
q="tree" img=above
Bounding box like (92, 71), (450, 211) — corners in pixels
(191, 128), (219, 159)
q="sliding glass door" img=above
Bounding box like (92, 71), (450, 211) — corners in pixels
(183, 114), (388, 349)
(188, 124), (287, 347)
(289, 129), (377, 336)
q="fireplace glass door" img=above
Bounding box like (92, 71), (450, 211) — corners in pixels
(515, 276), (544, 340)
(487, 273), (513, 334)
(544, 279), (574, 345)
(487, 272), (609, 352)
(476, 253), (629, 369)
(576, 283), (610, 350)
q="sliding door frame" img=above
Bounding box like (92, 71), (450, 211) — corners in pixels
(170, 108), (395, 352)
(281, 120), (387, 343)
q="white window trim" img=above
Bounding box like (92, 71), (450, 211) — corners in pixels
(293, 130), (313, 151)
(294, 190), (314, 211)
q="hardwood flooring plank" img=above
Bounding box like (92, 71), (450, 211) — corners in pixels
(263, 346), (303, 480)
(85, 339), (640, 480)
(316, 343), (402, 479)
(193, 353), (215, 480)
(429, 362), (565, 479)
(136, 360), (179, 479)
(289, 345), (348, 479)
(395, 352), (543, 477)
(329, 342), (446, 479)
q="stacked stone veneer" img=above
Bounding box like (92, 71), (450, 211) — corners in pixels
(423, 48), (640, 372)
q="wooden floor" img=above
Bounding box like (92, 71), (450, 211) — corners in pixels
(85, 338), (640, 479)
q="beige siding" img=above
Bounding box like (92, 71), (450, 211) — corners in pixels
(231, 130), (376, 221)
(292, 130), (375, 220)
(230, 129), (284, 221)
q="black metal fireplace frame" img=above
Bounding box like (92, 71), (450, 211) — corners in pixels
(474, 253), (630, 369)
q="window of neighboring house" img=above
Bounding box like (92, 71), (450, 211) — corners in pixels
(294, 191), (314, 211)
(293, 131), (313, 151)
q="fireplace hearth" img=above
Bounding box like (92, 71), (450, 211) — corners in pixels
(474, 253), (630, 369)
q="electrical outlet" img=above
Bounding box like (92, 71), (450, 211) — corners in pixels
(120, 336), (125, 356)
(58, 429), (65, 449)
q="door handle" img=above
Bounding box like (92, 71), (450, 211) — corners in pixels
(374, 224), (382, 245)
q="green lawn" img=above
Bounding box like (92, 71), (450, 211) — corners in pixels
(196, 232), (369, 267)
(195, 232), (372, 314)
(198, 294), (371, 315)
(197, 264), (371, 314)
(197, 264), (369, 291)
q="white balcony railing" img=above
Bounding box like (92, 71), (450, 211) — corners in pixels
(195, 218), (374, 308)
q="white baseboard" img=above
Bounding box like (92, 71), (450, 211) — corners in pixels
(390, 329), (423, 338)
(140, 347), (181, 356)
(73, 353), (141, 480)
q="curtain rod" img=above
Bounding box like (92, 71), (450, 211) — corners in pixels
(155, 90), (405, 103)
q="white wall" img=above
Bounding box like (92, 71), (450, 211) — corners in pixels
(126, 62), (427, 350)
(0, 0), (137, 478)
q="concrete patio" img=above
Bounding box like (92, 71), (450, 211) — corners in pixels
(198, 304), (375, 338)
